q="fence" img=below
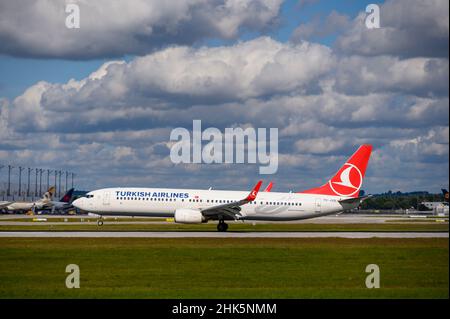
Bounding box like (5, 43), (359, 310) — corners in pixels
(0, 166), (75, 202)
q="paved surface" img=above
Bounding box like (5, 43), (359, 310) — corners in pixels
(0, 214), (446, 226)
(0, 231), (447, 238)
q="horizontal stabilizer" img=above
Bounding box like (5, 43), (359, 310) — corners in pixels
(339, 195), (372, 205)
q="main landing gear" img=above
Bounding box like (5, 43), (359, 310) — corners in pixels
(217, 220), (228, 232)
(97, 218), (104, 226)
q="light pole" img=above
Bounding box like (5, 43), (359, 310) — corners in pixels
(0, 165), (3, 198)
(54, 170), (58, 195)
(47, 169), (53, 189)
(18, 166), (24, 199)
(71, 173), (75, 189)
(27, 168), (33, 198)
(65, 171), (69, 192)
(58, 170), (62, 198)
(39, 168), (43, 195)
(0, 165), (4, 200)
(7, 165), (13, 198)
(35, 168), (39, 197)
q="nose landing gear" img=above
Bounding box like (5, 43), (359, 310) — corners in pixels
(217, 220), (228, 232)
(97, 218), (104, 226)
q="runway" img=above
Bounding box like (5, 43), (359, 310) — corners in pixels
(0, 214), (447, 226)
(0, 231), (447, 238)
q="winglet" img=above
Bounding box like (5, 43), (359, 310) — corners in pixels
(264, 181), (273, 192)
(246, 180), (263, 201)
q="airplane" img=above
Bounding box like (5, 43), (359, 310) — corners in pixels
(0, 201), (13, 213)
(0, 201), (13, 207)
(73, 145), (373, 231)
(442, 189), (449, 204)
(0, 187), (55, 213)
(419, 188), (450, 212)
(41, 188), (75, 213)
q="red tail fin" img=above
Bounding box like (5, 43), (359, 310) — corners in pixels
(299, 145), (372, 198)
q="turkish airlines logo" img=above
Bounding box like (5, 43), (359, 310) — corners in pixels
(329, 163), (363, 197)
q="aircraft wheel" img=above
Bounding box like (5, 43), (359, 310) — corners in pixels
(217, 221), (228, 232)
(97, 219), (104, 226)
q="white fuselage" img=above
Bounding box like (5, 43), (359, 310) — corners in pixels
(6, 202), (35, 211)
(73, 187), (357, 221)
(3, 201), (46, 212)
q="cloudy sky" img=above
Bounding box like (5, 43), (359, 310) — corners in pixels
(0, 0), (448, 193)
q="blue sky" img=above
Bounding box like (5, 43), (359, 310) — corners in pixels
(0, 0), (448, 193)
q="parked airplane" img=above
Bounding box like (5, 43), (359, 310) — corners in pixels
(43, 188), (75, 213)
(0, 201), (13, 213)
(73, 145), (372, 231)
(0, 187), (55, 213)
(442, 189), (449, 203)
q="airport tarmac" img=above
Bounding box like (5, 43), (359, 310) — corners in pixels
(0, 231), (447, 238)
(0, 214), (447, 225)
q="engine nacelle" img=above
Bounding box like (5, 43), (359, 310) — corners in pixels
(174, 208), (205, 224)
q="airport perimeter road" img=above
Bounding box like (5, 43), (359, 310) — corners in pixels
(0, 231), (448, 238)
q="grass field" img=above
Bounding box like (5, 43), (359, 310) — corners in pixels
(0, 222), (448, 232)
(0, 238), (448, 298)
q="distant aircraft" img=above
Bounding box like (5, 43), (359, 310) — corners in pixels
(0, 187), (55, 213)
(442, 189), (449, 203)
(44, 188), (75, 213)
(73, 145), (373, 231)
(0, 201), (13, 212)
(419, 189), (450, 212)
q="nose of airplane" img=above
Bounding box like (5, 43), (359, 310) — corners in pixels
(72, 198), (86, 210)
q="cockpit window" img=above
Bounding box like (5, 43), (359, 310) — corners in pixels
(86, 194), (94, 198)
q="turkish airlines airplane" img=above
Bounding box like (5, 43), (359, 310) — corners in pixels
(73, 145), (372, 231)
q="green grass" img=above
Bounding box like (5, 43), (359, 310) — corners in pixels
(0, 222), (448, 232)
(0, 238), (447, 298)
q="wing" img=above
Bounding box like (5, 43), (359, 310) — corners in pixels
(201, 180), (263, 220)
(0, 201), (13, 209)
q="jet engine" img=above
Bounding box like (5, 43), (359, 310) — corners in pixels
(174, 208), (205, 224)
